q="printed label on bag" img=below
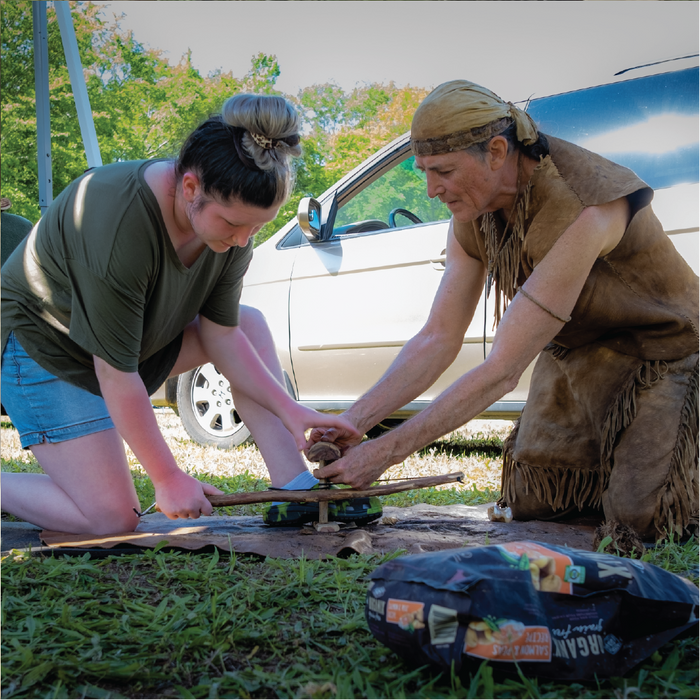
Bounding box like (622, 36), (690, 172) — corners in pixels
(428, 604), (459, 645)
(386, 599), (426, 632)
(465, 619), (552, 663)
(498, 542), (574, 594)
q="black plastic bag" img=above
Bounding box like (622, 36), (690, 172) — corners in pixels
(365, 541), (698, 681)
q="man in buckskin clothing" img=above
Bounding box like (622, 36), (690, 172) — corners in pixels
(309, 79), (698, 542)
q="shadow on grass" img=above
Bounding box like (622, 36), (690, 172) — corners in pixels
(418, 435), (503, 459)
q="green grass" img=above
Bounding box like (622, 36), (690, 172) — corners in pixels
(1, 538), (698, 699)
(2, 430), (698, 698)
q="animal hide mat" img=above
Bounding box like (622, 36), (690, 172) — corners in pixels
(39, 503), (600, 558)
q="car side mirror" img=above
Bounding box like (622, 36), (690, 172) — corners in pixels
(297, 197), (322, 242)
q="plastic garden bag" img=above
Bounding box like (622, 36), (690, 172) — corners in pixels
(365, 541), (698, 681)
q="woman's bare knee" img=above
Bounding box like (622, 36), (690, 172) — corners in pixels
(28, 431), (141, 534)
(239, 305), (269, 341)
(86, 505), (140, 535)
(239, 305), (282, 373)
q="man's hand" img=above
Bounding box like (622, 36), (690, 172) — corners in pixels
(153, 471), (223, 520)
(312, 438), (393, 490)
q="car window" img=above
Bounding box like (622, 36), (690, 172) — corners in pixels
(527, 67), (699, 190)
(334, 155), (450, 233)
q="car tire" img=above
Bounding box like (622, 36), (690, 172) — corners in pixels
(176, 363), (252, 449)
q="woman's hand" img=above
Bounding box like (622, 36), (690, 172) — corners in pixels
(153, 471), (223, 520)
(279, 404), (361, 453)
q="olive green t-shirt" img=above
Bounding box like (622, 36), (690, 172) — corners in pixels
(1, 212), (33, 267)
(1, 160), (253, 396)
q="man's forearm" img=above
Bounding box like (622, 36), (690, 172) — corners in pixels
(378, 358), (515, 463)
(313, 354), (521, 490)
(344, 329), (464, 435)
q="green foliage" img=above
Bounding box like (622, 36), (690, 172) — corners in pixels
(1, 1), (245, 222)
(2, 2), (430, 245)
(298, 83), (348, 132)
(243, 53), (280, 95)
(335, 155), (450, 229)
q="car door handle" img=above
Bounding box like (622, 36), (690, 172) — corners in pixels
(431, 249), (446, 270)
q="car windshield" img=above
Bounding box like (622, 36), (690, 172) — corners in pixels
(334, 155), (450, 230)
(527, 67), (699, 190)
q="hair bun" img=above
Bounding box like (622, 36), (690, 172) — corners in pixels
(176, 93), (302, 209)
(222, 93), (302, 171)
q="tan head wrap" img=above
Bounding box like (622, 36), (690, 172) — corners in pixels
(411, 80), (539, 156)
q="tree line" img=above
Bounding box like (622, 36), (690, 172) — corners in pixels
(1, 1), (431, 244)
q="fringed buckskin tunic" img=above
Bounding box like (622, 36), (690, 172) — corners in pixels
(453, 136), (699, 539)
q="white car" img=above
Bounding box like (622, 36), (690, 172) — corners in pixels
(155, 57), (699, 448)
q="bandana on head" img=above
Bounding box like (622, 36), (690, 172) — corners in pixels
(411, 80), (539, 156)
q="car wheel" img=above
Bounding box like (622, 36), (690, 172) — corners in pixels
(176, 363), (251, 448)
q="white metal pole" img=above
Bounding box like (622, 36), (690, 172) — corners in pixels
(32, 1), (52, 214)
(54, 1), (102, 169)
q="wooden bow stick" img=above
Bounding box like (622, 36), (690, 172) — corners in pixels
(207, 448), (465, 508)
(135, 450), (464, 518)
(207, 471), (465, 506)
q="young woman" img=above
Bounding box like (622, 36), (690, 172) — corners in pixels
(1, 93), (381, 535)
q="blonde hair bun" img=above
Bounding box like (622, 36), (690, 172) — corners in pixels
(222, 94), (302, 172)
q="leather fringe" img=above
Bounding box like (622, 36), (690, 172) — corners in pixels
(653, 359), (698, 538)
(600, 360), (669, 487)
(500, 418), (520, 505)
(503, 359), (684, 518)
(502, 422), (601, 512)
(483, 180), (532, 326)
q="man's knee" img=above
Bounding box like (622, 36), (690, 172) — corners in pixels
(601, 490), (657, 541)
(507, 469), (562, 521)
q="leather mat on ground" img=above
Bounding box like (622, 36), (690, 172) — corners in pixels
(38, 503), (600, 558)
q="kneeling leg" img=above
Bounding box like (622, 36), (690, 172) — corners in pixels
(602, 358), (698, 541)
(2, 429), (140, 535)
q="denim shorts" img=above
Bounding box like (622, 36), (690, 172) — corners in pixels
(1, 332), (115, 448)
